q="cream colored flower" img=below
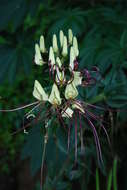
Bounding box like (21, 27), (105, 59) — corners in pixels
(33, 80), (48, 101)
(72, 103), (85, 113)
(40, 35), (46, 53)
(34, 44), (44, 65)
(48, 83), (61, 105)
(65, 82), (78, 100)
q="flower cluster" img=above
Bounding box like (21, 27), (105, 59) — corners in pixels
(31, 29), (109, 163)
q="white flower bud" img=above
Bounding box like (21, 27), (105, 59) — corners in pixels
(70, 46), (75, 70)
(34, 44), (44, 65)
(53, 34), (58, 53)
(73, 36), (79, 57)
(40, 35), (46, 53)
(49, 46), (55, 66)
(59, 30), (64, 47)
(68, 29), (73, 44)
(62, 36), (68, 57)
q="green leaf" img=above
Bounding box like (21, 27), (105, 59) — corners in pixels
(107, 169), (112, 190)
(113, 158), (118, 190)
(96, 168), (100, 190)
(0, 0), (26, 31)
(48, 8), (86, 36)
(120, 30), (127, 48)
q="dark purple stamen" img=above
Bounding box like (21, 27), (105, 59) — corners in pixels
(86, 117), (103, 164)
(79, 111), (84, 152)
(85, 110), (110, 145)
(68, 119), (73, 152)
(81, 113), (103, 164)
(75, 111), (78, 163)
(48, 60), (52, 79)
(55, 107), (66, 129)
(92, 66), (100, 72)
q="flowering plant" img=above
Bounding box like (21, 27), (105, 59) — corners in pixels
(31, 29), (110, 164)
(0, 29), (110, 190)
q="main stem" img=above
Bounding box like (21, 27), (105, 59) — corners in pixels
(40, 133), (48, 190)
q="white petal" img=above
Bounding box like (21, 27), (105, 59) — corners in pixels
(62, 107), (73, 118)
(33, 80), (48, 101)
(34, 44), (43, 65)
(48, 83), (61, 105)
(65, 82), (78, 100)
(73, 71), (82, 86)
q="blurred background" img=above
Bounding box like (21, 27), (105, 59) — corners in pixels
(0, 0), (127, 189)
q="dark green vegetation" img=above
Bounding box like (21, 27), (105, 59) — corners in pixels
(0, 0), (127, 190)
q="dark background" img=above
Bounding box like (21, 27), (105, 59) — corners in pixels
(0, 0), (127, 190)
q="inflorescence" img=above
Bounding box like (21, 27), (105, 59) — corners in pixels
(31, 29), (109, 163)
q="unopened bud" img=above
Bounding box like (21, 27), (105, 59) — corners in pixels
(40, 35), (46, 53)
(59, 30), (64, 47)
(70, 46), (75, 70)
(68, 29), (73, 44)
(62, 36), (68, 57)
(73, 36), (79, 57)
(35, 44), (43, 65)
(53, 34), (58, 53)
(49, 47), (55, 66)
